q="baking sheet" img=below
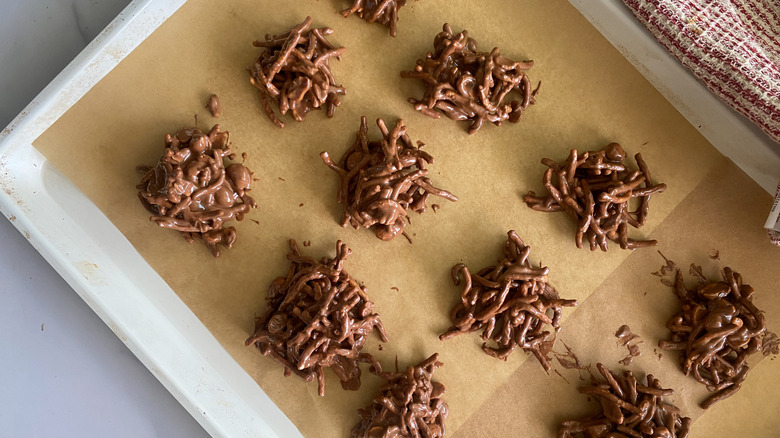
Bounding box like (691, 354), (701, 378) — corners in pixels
(33, 0), (780, 436)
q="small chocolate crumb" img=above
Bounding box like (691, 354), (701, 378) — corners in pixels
(689, 263), (707, 282)
(431, 203), (440, 213)
(390, 287), (399, 292)
(614, 324), (642, 366)
(302, 240), (311, 247)
(440, 231), (577, 371)
(553, 342), (591, 382)
(556, 356), (579, 371)
(524, 143), (666, 251)
(278, 177), (285, 182)
(378, 344), (383, 351)
(41, 323), (44, 332)
(251, 219), (260, 225)
(652, 251), (677, 277)
(206, 94), (221, 118)
(554, 369), (570, 385)
(299, 203), (304, 207)
(762, 331), (779, 357)
(708, 249), (720, 260)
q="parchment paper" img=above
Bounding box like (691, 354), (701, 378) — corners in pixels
(34, 0), (780, 436)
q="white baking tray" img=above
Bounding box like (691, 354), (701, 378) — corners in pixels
(1, 1), (777, 437)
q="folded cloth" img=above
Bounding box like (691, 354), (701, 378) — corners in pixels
(623, 0), (780, 143)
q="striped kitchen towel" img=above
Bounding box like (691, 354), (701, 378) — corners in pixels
(622, 0), (780, 144)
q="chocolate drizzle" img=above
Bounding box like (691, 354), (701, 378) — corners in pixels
(249, 16), (346, 127)
(321, 116), (457, 241)
(353, 353), (448, 438)
(136, 124), (256, 257)
(341, 0), (408, 37)
(615, 325), (642, 366)
(523, 143), (667, 251)
(401, 24), (539, 134)
(245, 239), (388, 396)
(439, 230), (577, 371)
(559, 363), (691, 438)
(762, 331), (779, 357)
(658, 266), (767, 408)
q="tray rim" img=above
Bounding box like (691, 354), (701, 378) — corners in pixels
(0, 1), (778, 437)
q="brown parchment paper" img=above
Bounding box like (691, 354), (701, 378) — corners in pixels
(33, 0), (780, 436)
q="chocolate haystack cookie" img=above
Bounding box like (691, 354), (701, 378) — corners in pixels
(136, 125), (256, 257)
(321, 116), (457, 241)
(245, 239), (387, 396)
(341, 0), (408, 37)
(559, 363), (691, 438)
(659, 266), (767, 408)
(249, 16), (346, 128)
(439, 230), (577, 371)
(523, 142), (667, 251)
(401, 23), (539, 134)
(353, 353), (448, 438)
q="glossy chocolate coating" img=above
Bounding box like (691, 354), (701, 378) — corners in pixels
(353, 353), (448, 438)
(136, 124), (256, 257)
(249, 16), (346, 128)
(245, 239), (388, 396)
(615, 324), (642, 366)
(439, 230), (577, 371)
(401, 23), (539, 134)
(341, 0), (408, 37)
(559, 363), (691, 438)
(206, 94), (221, 117)
(658, 266), (767, 409)
(321, 116), (457, 241)
(523, 143), (667, 251)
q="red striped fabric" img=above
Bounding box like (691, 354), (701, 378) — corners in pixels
(622, 0), (780, 144)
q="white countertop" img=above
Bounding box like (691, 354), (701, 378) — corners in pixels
(0, 1), (209, 436)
